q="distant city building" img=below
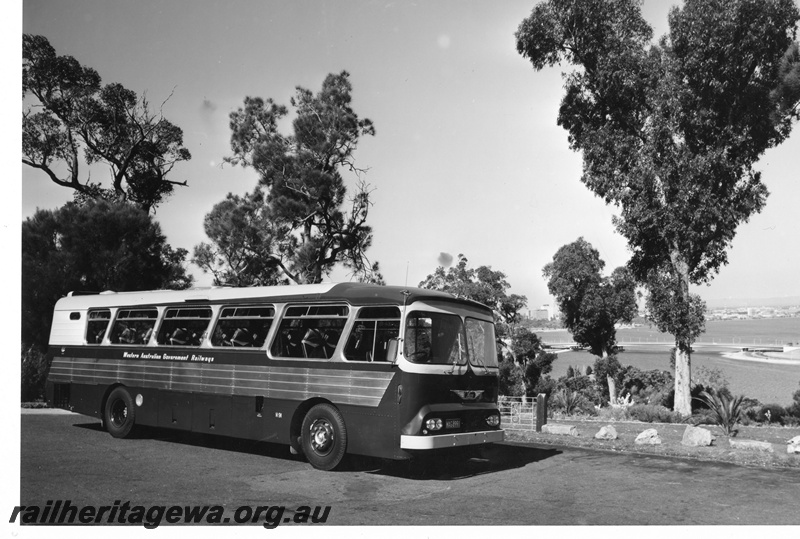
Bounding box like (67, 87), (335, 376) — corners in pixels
(532, 309), (549, 320)
(532, 304), (556, 321)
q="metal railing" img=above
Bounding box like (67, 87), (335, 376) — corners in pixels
(499, 394), (548, 432)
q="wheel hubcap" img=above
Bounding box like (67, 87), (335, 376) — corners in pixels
(110, 400), (127, 427)
(309, 419), (334, 455)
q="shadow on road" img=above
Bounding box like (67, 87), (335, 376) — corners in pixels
(75, 421), (560, 479)
(73, 422), (308, 462)
(359, 443), (562, 480)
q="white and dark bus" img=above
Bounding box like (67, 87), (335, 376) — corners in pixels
(45, 283), (503, 470)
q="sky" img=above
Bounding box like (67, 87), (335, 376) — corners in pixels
(15, 0), (800, 310)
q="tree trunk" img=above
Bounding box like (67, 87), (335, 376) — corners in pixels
(674, 346), (692, 416)
(671, 249), (693, 417)
(607, 375), (617, 404)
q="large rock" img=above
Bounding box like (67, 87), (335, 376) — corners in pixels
(594, 425), (618, 440)
(681, 425), (714, 447)
(635, 428), (662, 445)
(787, 435), (800, 455)
(729, 438), (774, 453)
(541, 424), (579, 436)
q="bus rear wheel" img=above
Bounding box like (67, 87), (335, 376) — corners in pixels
(301, 404), (347, 471)
(104, 386), (136, 438)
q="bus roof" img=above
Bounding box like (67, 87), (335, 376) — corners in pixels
(53, 282), (494, 315)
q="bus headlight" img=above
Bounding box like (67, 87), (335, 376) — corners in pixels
(485, 414), (501, 427)
(425, 418), (443, 431)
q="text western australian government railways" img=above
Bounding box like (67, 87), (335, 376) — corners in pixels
(10, 500), (331, 528)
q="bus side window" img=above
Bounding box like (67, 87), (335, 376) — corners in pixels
(110, 309), (158, 345)
(86, 309), (111, 344)
(271, 305), (349, 359)
(343, 306), (400, 362)
(157, 307), (212, 347)
(210, 306), (274, 348)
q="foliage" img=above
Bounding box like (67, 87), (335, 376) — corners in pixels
(790, 384), (800, 418)
(595, 406), (631, 422)
(530, 374), (557, 398)
(644, 268), (706, 352)
(516, 0), (800, 416)
(619, 366), (673, 407)
(554, 370), (604, 409)
(592, 355), (623, 401)
(21, 345), (49, 402)
(551, 388), (590, 415)
(420, 253), (528, 340)
(22, 200), (193, 349)
(543, 238), (637, 358)
(519, 351), (558, 399)
(193, 189), (286, 286)
(498, 359), (524, 397)
(22, 35), (191, 213)
(696, 389), (746, 435)
(215, 71), (382, 284)
(754, 403), (789, 424)
(627, 404), (682, 424)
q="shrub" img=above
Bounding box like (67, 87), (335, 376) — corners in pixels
(498, 359), (524, 397)
(788, 385), (800, 418)
(619, 366), (673, 406)
(628, 404), (682, 423)
(532, 375), (556, 398)
(556, 374), (604, 407)
(559, 373), (593, 392)
(755, 404), (788, 424)
(695, 389), (745, 436)
(595, 405), (631, 422)
(781, 415), (800, 427)
(691, 384), (732, 411)
(524, 352), (558, 398)
(22, 345), (49, 402)
(551, 388), (589, 415)
(689, 408), (718, 426)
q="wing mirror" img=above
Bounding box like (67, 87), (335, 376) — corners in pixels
(386, 338), (400, 364)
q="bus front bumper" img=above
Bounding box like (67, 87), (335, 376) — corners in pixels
(400, 429), (504, 450)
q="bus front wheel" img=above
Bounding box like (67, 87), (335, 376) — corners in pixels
(301, 404), (347, 471)
(104, 386), (136, 438)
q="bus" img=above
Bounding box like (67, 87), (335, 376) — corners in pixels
(46, 283), (503, 470)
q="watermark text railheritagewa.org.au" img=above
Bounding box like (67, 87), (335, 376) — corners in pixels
(9, 500), (331, 528)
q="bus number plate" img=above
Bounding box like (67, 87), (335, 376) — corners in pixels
(446, 419), (460, 429)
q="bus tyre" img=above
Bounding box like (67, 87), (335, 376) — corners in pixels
(104, 387), (136, 439)
(301, 404), (347, 471)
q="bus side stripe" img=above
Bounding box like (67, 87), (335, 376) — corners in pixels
(49, 357), (394, 407)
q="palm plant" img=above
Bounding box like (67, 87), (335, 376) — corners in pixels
(696, 389), (745, 436)
(553, 388), (587, 416)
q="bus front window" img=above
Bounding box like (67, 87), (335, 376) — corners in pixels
(465, 317), (499, 369)
(404, 311), (465, 365)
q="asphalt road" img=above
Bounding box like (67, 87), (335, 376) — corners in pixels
(19, 411), (800, 526)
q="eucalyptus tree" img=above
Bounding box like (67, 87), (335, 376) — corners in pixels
(516, 0), (800, 414)
(208, 71), (381, 285)
(22, 200), (193, 350)
(543, 238), (638, 359)
(23, 35), (191, 213)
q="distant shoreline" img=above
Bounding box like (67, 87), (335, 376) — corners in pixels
(721, 350), (800, 366)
